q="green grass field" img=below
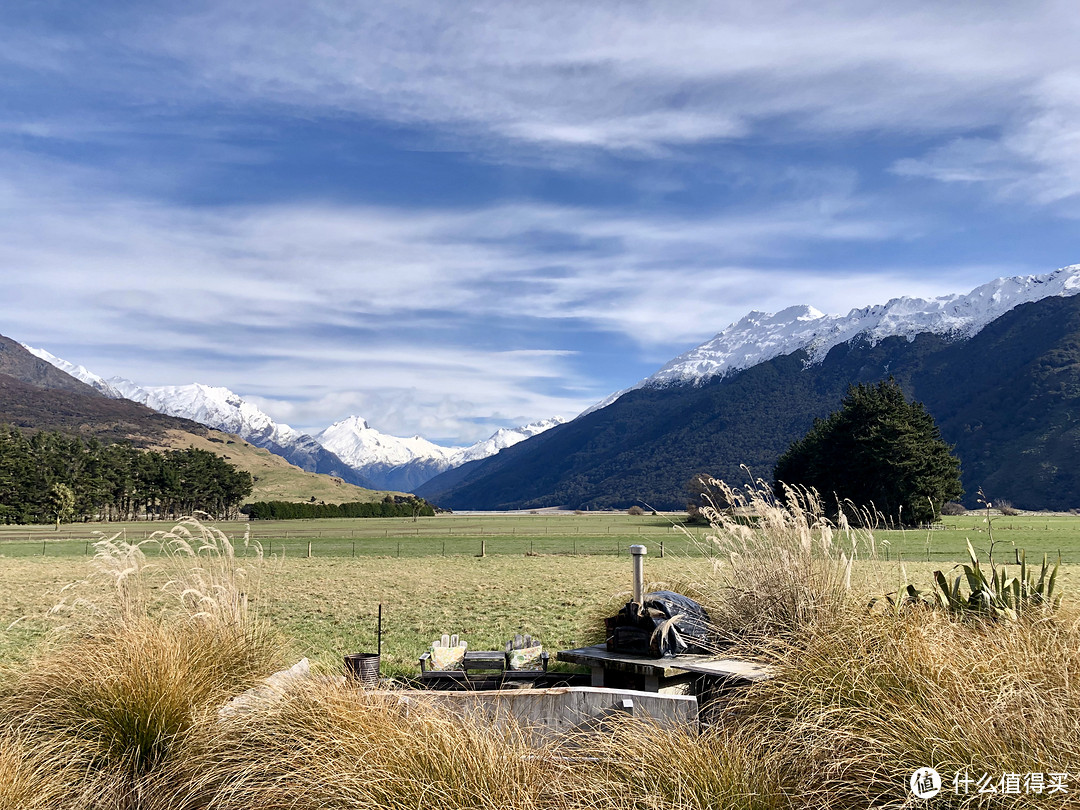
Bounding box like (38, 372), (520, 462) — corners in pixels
(1, 510), (1077, 678)
(2, 510), (1077, 562)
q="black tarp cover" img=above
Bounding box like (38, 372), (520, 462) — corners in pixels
(607, 590), (711, 658)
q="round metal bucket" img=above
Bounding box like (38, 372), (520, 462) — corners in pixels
(344, 653), (380, 687)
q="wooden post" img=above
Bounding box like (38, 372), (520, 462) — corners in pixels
(479, 539), (486, 557)
(660, 541), (664, 558)
(307, 541), (312, 559)
(352, 541), (356, 558)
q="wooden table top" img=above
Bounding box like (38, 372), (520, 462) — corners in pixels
(556, 644), (774, 682)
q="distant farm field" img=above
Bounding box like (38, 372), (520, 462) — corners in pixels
(1, 510), (1078, 562)
(2, 511), (1078, 676)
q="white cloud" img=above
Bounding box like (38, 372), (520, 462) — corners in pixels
(4, 2), (1075, 154)
(893, 65), (1080, 207)
(8, 3), (1080, 207)
(139, 1), (1077, 154)
(0, 151), (1025, 439)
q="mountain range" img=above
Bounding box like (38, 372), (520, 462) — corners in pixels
(418, 265), (1080, 512)
(0, 336), (388, 505)
(20, 346), (566, 492)
(18, 264), (1080, 512)
(315, 416), (565, 492)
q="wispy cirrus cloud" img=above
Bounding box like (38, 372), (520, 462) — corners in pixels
(1, 1), (1077, 442)
(0, 149), (997, 438)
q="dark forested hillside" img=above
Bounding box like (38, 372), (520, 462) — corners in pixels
(419, 294), (1080, 511)
(0, 335), (211, 444)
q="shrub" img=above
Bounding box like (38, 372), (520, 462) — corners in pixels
(997, 499), (1020, 516)
(627, 506), (645, 516)
(940, 500), (966, 516)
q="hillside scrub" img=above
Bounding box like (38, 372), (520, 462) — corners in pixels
(0, 513), (1077, 808)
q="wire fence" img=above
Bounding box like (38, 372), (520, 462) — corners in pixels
(0, 533), (710, 560)
(0, 518), (1074, 562)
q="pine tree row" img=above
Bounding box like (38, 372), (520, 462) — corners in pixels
(0, 426), (253, 524)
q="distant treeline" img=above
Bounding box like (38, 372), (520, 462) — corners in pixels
(0, 426), (253, 525)
(242, 497), (436, 520)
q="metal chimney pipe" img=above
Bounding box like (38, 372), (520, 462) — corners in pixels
(630, 544), (647, 606)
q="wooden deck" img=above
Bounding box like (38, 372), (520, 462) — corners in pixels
(557, 644), (774, 693)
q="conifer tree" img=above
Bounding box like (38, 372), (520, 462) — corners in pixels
(773, 379), (962, 524)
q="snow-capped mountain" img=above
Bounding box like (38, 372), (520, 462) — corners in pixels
(21, 345), (126, 399)
(21, 347), (566, 493)
(587, 265), (1080, 413)
(455, 418), (565, 465)
(101, 380), (374, 487)
(108, 380), (303, 448)
(315, 415), (566, 491)
(417, 262), (1080, 510)
(317, 416), (455, 470)
(645, 265), (1080, 389)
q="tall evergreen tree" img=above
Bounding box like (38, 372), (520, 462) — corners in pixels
(773, 379), (962, 524)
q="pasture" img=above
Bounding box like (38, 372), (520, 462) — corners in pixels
(1, 504), (1077, 809)
(1, 509), (1078, 562)
(1, 509), (1078, 676)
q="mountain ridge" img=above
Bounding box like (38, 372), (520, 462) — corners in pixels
(21, 348), (567, 492)
(588, 264), (1080, 412)
(420, 268), (1080, 512)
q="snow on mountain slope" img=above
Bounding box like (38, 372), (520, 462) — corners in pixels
(592, 265), (1080, 408)
(23, 345), (565, 491)
(453, 417), (566, 465)
(110, 380), (306, 447)
(316, 416), (456, 469)
(21, 344), (126, 399)
(102, 380), (376, 485)
(314, 415), (567, 490)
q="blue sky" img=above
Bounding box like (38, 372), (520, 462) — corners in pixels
(2, 1), (1078, 444)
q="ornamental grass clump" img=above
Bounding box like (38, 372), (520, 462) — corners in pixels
(731, 607), (1080, 809)
(0, 732), (81, 810)
(689, 477), (876, 650)
(573, 718), (794, 810)
(0, 517), (286, 808)
(173, 684), (567, 810)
